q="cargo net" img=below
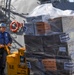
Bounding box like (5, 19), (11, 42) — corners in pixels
(23, 16), (74, 75)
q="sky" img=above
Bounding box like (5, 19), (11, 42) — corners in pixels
(69, 0), (74, 2)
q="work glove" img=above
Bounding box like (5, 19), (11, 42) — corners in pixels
(0, 44), (4, 48)
(7, 43), (11, 47)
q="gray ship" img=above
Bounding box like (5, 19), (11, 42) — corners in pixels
(0, 0), (74, 75)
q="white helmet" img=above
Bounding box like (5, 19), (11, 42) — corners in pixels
(0, 23), (6, 27)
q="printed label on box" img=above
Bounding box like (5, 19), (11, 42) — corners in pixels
(59, 47), (66, 52)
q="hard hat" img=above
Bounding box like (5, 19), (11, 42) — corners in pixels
(0, 23), (6, 27)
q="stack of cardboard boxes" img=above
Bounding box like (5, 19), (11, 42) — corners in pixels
(24, 17), (71, 75)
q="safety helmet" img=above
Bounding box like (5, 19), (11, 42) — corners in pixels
(0, 23), (6, 27)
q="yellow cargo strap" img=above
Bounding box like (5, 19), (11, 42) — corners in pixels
(4, 45), (10, 54)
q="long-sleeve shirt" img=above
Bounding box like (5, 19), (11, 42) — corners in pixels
(0, 31), (12, 45)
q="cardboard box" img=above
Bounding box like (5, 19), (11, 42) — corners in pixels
(34, 17), (62, 36)
(24, 17), (63, 36)
(54, 43), (68, 56)
(35, 22), (51, 36)
(24, 35), (68, 56)
(42, 35), (54, 45)
(56, 59), (70, 75)
(43, 43), (68, 56)
(42, 34), (61, 45)
(26, 58), (45, 75)
(43, 46), (56, 55)
(42, 59), (57, 71)
(56, 59), (70, 70)
(42, 33), (68, 45)
(24, 35), (44, 53)
(48, 17), (63, 32)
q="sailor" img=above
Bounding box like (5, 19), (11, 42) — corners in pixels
(0, 23), (12, 75)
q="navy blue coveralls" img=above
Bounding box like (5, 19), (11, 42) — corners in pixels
(0, 31), (12, 75)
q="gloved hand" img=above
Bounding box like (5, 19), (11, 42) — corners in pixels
(7, 43), (11, 47)
(0, 44), (4, 48)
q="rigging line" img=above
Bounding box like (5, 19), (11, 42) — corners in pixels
(5, 0), (11, 20)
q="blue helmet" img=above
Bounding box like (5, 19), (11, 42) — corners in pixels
(0, 23), (6, 27)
